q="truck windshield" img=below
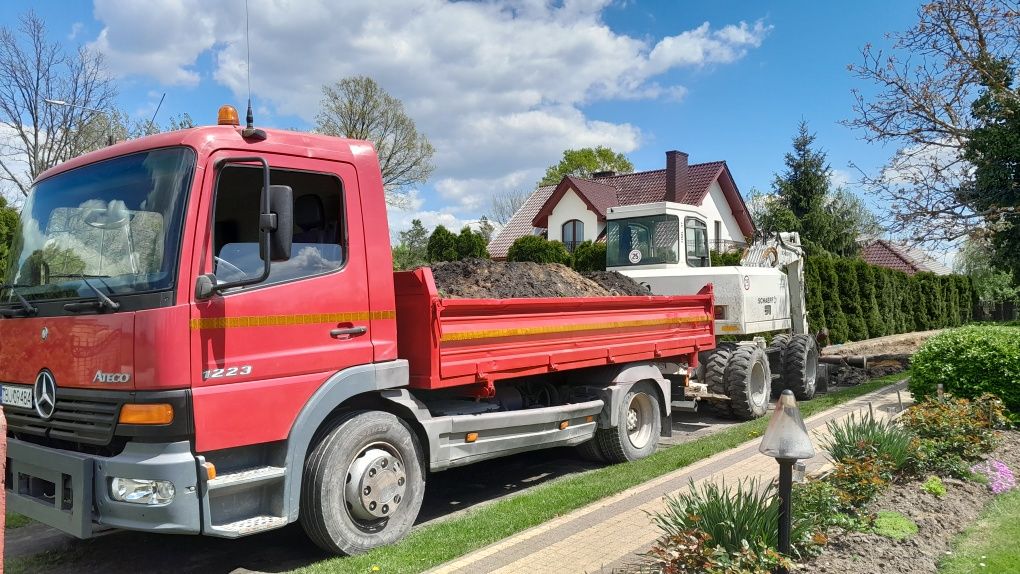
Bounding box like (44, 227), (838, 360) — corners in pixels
(1, 147), (194, 304)
(606, 214), (680, 266)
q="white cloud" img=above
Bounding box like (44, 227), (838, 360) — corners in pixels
(90, 1), (770, 211)
(830, 168), (852, 190)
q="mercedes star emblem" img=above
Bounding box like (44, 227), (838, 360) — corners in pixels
(33, 370), (56, 420)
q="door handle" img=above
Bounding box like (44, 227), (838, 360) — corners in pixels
(330, 326), (367, 338)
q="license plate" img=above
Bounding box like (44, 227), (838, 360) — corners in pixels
(1, 385), (33, 409)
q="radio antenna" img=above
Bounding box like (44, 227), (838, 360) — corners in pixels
(241, 0), (264, 139)
(148, 92), (165, 133)
(244, 0), (254, 130)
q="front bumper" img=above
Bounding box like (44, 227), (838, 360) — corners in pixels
(5, 439), (201, 538)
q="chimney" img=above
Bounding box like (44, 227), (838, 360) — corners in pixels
(665, 150), (689, 203)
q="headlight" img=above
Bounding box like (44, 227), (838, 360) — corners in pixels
(109, 478), (175, 505)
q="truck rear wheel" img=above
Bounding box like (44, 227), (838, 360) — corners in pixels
(782, 333), (818, 400)
(725, 344), (772, 420)
(300, 411), (425, 555)
(575, 438), (608, 462)
(596, 382), (661, 463)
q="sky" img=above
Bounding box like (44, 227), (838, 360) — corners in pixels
(1, 0), (929, 249)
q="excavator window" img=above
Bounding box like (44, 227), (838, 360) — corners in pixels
(685, 217), (709, 267)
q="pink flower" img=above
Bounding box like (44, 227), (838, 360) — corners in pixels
(971, 460), (1016, 494)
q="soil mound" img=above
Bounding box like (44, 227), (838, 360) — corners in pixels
(582, 271), (651, 296)
(429, 259), (649, 299)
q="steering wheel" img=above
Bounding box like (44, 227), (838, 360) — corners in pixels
(214, 256), (247, 280)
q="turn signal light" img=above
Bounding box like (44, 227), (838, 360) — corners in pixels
(119, 403), (174, 425)
(217, 105), (240, 126)
(203, 462), (217, 481)
(559, 420), (570, 430)
(465, 432), (478, 443)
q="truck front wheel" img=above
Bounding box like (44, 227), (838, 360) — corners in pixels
(596, 382), (661, 463)
(300, 411), (426, 555)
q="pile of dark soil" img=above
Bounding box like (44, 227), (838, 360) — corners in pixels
(829, 355), (911, 387)
(804, 430), (1020, 574)
(429, 259), (648, 299)
(582, 271), (651, 296)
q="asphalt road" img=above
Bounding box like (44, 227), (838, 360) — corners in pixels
(3, 409), (744, 574)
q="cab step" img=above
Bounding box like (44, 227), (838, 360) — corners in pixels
(214, 515), (288, 536)
(208, 466), (285, 492)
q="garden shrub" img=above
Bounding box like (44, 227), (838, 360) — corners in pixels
(426, 225), (459, 262)
(710, 249), (742, 266)
(828, 456), (892, 508)
(873, 511), (918, 540)
(820, 412), (918, 473)
(855, 260), (886, 338)
(637, 529), (791, 574)
(455, 226), (489, 260)
(506, 235), (572, 265)
(652, 479), (812, 558)
(909, 326), (1020, 416)
(900, 394), (1008, 477)
(571, 241), (606, 272)
(970, 460), (1017, 494)
(921, 476), (947, 497)
(804, 258), (827, 335)
(816, 258), (849, 343)
(834, 258), (868, 341)
(791, 480), (868, 537)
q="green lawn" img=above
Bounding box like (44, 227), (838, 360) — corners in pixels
(295, 373), (907, 574)
(939, 489), (1020, 574)
(6, 513), (31, 529)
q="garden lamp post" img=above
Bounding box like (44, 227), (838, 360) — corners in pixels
(42, 98), (116, 146)
(759, 389), (815, 574)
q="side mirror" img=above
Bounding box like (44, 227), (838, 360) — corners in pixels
(264, 184), (292, 262)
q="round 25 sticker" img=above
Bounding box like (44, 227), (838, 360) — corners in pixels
(628, 249), (643, 264)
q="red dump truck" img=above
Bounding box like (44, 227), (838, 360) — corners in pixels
(0, 107), (719, 554)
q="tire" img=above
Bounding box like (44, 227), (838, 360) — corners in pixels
(575, 438), (608, 463)
(300, 411), (426, 555)
(698, 345), (734, 417)
(725, 344), (772, 420)
(783, 333), (819, 400)
(766, 334), (791, 396)
(595, 382), (661, 463)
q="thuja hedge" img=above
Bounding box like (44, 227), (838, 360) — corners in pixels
(909, 325), (1020, 416)
(804, 256), (975, 343)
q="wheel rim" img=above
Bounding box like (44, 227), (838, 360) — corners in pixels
(344, 442), (407, 525)
(749, 360), (768, 408)
(626, 392), (656, 450)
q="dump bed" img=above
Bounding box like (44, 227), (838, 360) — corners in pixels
(393, 268), (716, 390)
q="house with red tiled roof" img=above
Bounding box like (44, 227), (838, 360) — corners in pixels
(860, 239), (952, 276)
(488, 150), (755, 259)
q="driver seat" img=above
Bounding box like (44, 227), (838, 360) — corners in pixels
(293, 194), (326, 243)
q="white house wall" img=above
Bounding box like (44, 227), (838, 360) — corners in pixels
(548, 188), (600, 244)
(700, 181), (745, 244)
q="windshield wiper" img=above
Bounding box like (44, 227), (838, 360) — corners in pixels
(62, 274), (121, 313)
(0, 284), (38, 318)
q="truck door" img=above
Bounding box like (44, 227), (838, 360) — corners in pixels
(188, 153), (372, 452)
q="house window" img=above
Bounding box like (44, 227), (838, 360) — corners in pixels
(685, 217), (709, 267)
(562, 219), (584, 252)
(212, 166), (344, 289)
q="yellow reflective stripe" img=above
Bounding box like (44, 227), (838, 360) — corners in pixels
(190, 310), (395, 330)
(440, 315), (712, 343)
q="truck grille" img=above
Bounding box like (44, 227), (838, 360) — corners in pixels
(4, 387), (121, 446)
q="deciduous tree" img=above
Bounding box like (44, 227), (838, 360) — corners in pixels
(540, 146), (634, 186)
(489, 188), (531, 225)
(0, 10), (116, 196)
(316, 76), (435, 206)
(847, 0), (1020, 243)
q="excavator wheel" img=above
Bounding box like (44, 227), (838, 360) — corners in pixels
(724, 343), (772, 420)
(782, 333), (819, 400)
(698, 344), (734, 418)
